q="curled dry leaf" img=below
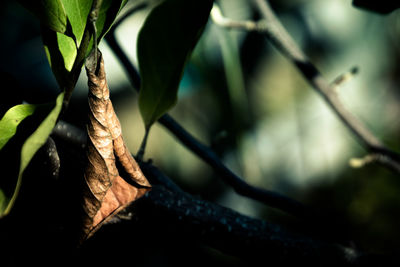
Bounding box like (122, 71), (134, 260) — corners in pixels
(82, 50), (151, 241)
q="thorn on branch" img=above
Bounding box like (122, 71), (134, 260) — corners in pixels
(211, 0), (400, 174)
(350, 153), (400, 173)
(349, 154), (379, 168)
(331, 66), (359, 88)
(251, 0), (400, 174)
(103, 2), (399, 233)
(211, 3), (269, 32)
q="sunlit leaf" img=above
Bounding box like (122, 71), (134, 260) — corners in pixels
(57, 33), (77, 72)
(42, 28), (71, 90)
(0, 92), (64, 217)
(137, 0), (213, 129)
(0, 104), (36, 150)
(18, 0), (67, 33)
(61, 0), (93, 46)
(2, 0), (129, 218)
(41, 0), (127, 92)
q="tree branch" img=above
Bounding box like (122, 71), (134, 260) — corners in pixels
(53, 120), (87, 148)
(47, 128), (394, 266)
(54, 118), (351, 246)
(1, 128), (396, 266)
(42, 137), (60, 179)
(211, 1), (400, 173)
(157, 115), (319, 221)
(134, 163), (359, 265)
(88, 160), (394, 266)
(53, 116), (319, 224)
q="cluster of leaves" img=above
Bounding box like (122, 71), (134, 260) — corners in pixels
(0, 0), (213, 218)
(0, 0), (127, 217)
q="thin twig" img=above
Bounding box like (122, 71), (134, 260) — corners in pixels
(211, 3), (266, 32)
(136, 127), (149, 160)
(105, 2), (146, 90)
(331, 67), (359, 89)
(157, 115), (321, 221)
(329, 68), (400, 173)
(89, 0), (103, 67)
(349, 153), (400, 173)
(111, 1), (149, 30)
(103, 13), (321, 222)
(213, 0), (400, 173)
(254, 0), (400, 171)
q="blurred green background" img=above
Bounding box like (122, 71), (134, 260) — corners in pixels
(1, 0), (400, 254)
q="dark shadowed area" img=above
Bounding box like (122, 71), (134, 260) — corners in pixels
(1, 0), (400, 266)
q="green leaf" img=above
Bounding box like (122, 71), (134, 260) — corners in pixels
(60, 0), (128, 53)
(0, 189), (6, 215)
(0, 104), (36, 150)
(137, 0), (213, 129)
(96, 0), (128, 42)
(41, 0), (127, 92)
(57, 32), (77, 72)
(61, 0), (93, 46)
(83, 0), (128, 58)
(0, 92), (64, 217)
(18, 0), (67, 33)
(42, 27), (72, 90)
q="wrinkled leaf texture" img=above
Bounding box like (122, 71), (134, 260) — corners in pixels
(82, 51), (151, 241)
(137, 0), (213, 129)
(0, 0), (127, 216)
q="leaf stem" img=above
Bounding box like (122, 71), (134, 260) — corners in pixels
(137, 128), (150, 161)
(89, 0), (103, 67)
(62, 0), (104, 112)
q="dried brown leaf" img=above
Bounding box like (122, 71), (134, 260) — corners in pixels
(81, 50), (151, 241)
